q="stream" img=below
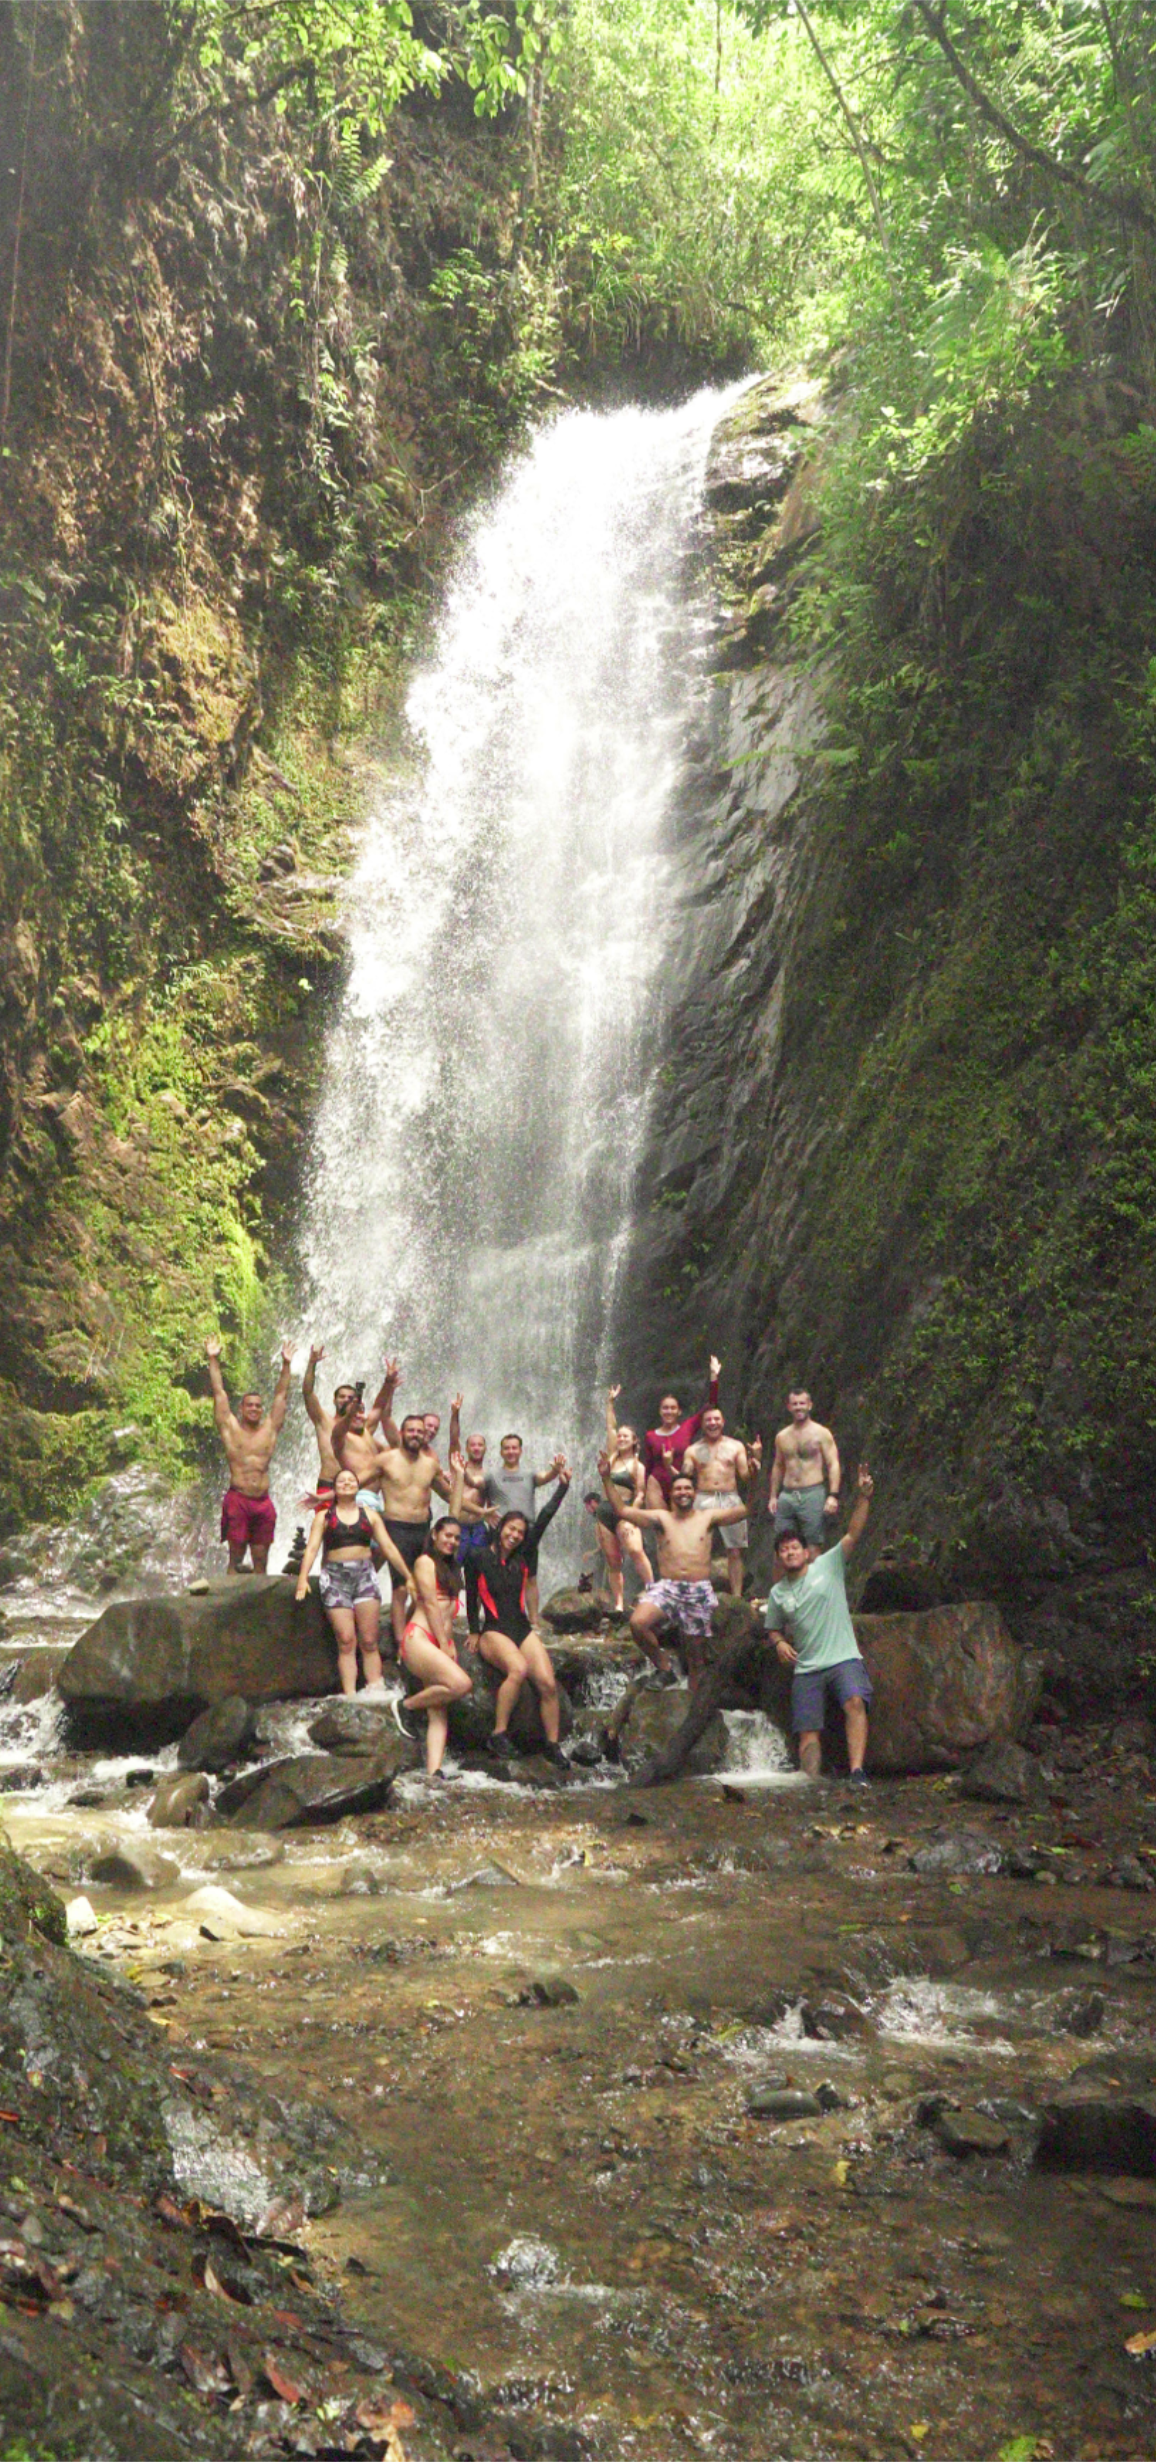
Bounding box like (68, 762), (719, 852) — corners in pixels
(3, 1669), (1156, 2460)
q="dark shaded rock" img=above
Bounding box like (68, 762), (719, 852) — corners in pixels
(88, 1846), (180, 1891)
(935, 2108), (1011, 2157)
(177, 1694), (256, 1772)
(747, 2087), (822, 2119)
(546, 1636), (639, 1700)
(1053, 1989), (1105, 2037)
(521, 1975), (580, 2007)
(801, 1994), (868, 2041)
(439, 1650), (572, 1755)
(149, 1770), (211, 1829)
(616, 1687), (728, 1775)
(541, 1588), (604, 1633)
(11, 1644), (71, 1702)
(217, 1744), (406, 1829)
(1037, 2089), (1156, 2176)
(1107, 1855), (1156, 1892)
(961, 1739), (1042, 1805)
(1111, 1713), (1154, 1753)
(0, 1762), (43, 1791)
(59, 1577), (336, 1741)
(909, 1829), (1004, 1878)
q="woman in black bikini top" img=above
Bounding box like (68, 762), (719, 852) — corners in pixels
(295, 1469), (414, 1698)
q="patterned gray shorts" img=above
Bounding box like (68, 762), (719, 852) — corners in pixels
(320, 1559), (381, 1612)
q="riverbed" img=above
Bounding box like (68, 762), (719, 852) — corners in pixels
(3, 1712), (1156, 2462)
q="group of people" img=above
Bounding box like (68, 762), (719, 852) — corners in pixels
(207, 1340), (877, 1784)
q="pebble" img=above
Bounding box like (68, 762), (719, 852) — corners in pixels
(65, 1896), (98, 1938)
(184, 1885), (284, 1940)
(747, 2087), (823, 2120)
(934, 2108), (1012, 2157)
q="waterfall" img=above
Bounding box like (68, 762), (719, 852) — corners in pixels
(282, 385), (742, 1572)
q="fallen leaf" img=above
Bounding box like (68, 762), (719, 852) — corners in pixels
(262, 2351), (305, 2404)
(997, 2440), (1040, 2462)
(225, 2338), (254, 2398)
(831, 2160), (849, 2187)
(1120, 2291), (1148, 2309)
(0, 2113), (19, 2126)
(1125, 2327), (1156, 2358)
(179, 2341), (231, 2397)
(910, 2428), (930, 2446)
(155, 2194), (190, 2231)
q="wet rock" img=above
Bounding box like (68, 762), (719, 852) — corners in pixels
(216, 1744), (405, 1829)
(960, 1740), (1042, 1805)
(747, 2087), (822, 2120)
(547, 1637), (639, 1699)
(449, 1861), (521, 1891)
(88, 1845), (180, 1891)
(1053, 1989), (1105, 2037)
(338, 1860), (383, 1895)
(801, 1993), (868, 2040)
(908, 1828), (1004, 1878)
(1107, 1855), (1156, 1891)
(616, 1688), (728, 1775)
(855, 1602), (1043, 1772)
(911, 1924), (973, 1975)
(308, 1697), (403, 1754)
(59, 1576), (336, 1741)
(521, 1975), (580, 2008)
(11, 1645), (71, 1702)
(934, 2108), (1011, 2157)
(1037, 2087), (1156, 2176)
(541, 1588), (604, 1633)
(1110, 1714), (1153, 1753)
(65, 1895), (98, 1937)
(177, 1694), (256, 1772)
(0, 1761), (43, 1790)
(183, 1884), (283, 1940)
(441, 1654), (573, 1755)
(149, 1770), (211, 1828)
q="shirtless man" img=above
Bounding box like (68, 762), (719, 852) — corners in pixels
(685, 1407), (763, 1601)
(332, 1400), (450, 1655)
(768, 1389), (841, 1551)
(599, 1453), (747, 1689)
(207, 1337), (293, 1575)
(301, 1343), (358, 1493)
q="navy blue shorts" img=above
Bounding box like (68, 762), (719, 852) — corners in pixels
(791, 1657), (873, 1732)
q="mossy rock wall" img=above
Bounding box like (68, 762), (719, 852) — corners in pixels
(611, 375), (1156, 1713)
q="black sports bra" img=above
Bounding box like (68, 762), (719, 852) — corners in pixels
(322, 1505), (375, 1556)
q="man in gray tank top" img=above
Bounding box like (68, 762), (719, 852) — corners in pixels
(484, 1433), (567, 1622)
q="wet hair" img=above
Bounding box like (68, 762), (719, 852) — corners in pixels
(428, 1520), (462, 1593)
(497, 1509), (528, 1545)
(583, 1490), (601, 1508)
(500, 1431), (523, 1448)
(400, 1413), (426, 1435)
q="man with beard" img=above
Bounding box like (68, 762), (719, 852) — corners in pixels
(685, 1405), (762, 1600)
(598, 1454), (747, 1688)
(333, 1399), (451, 1656)
(301, 1342), (358, 1496)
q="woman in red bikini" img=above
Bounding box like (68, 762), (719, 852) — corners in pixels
(394, 1454), (472, 1781)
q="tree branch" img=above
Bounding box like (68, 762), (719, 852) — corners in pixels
(912, 0), (1156, 237)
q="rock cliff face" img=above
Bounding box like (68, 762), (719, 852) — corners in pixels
(611, 374), (1156, 1715)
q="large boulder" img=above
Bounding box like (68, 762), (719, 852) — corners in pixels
(759, 1599), (1042, 1774)
(149, 1770), (211, 1828)
(58, 1578), (336, 1742)
(438, 1651), (574, 1757)
(177, 1694), (257, 1772)
(215, 1742), (409, 1829)
(541, 1588), (605, 1634)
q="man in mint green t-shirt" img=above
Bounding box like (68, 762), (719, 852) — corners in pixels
(765, 1464), (874, 1784)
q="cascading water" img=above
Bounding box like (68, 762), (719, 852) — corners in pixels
(282, 385), (745, 1570)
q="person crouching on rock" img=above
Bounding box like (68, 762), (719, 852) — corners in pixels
(206, 1335), (293, 1574)
(294, 1469), (415, 1697)
(764, 1463), (874, 1786)
(599, 1456), (748, 1690)
(474, 1470), (571, 1766)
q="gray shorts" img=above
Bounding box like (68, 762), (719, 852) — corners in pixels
(319, 1559), (381, 1612)
(695, 1494), (748, 1550)
(773, 1486), (830, 1548)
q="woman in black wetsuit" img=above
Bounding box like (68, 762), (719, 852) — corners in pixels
(474, 1470), (571, 1764)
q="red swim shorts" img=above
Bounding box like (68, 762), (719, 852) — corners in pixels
(220, 1488), (277, 1552)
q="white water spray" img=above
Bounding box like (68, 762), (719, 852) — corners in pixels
(283, 386), (742, 1562)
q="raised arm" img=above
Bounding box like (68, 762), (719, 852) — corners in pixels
(599, 1452), (663, 1528)
(302, 1342), (326, 1428)
(840, 1464), (873, 1556)
(330, 1397), (359, 1467)
(366, 1356), (400, 1440)
(733, 1440), (751, 1487)
(448, 1392), (463, 1459)
(268, 1343), (294, 1436)
(821, 1424), (842, 1519)
(205, 1339), (234, 1438)
(535, 1450), (566, 1488)
(605, 1385), (622, 1451)
(366, 1509), (417, 1594)
(294, 1508), (328, 1600)
(529, 1467), (571, 1546)
(447, 1449), (466, 1520)
(671, 1352), (722, 1454)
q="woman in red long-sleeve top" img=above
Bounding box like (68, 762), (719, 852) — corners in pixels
(642, 1354), (721, 1508)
